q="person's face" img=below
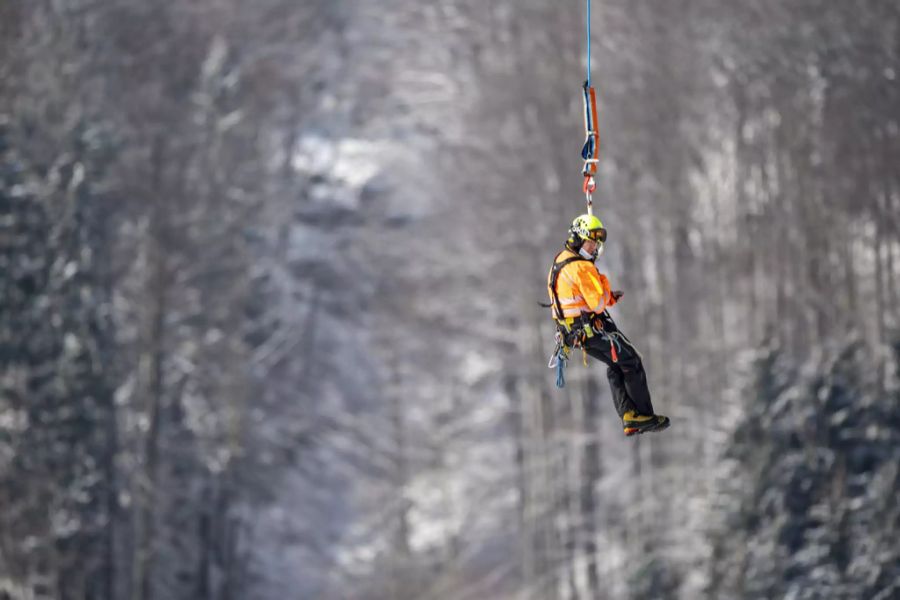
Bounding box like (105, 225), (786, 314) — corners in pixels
(582, 239), (598, 254)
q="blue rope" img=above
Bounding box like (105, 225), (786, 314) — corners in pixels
(586, 0), (591, 86)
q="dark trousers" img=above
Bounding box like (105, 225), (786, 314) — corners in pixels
(582, 314), (655, 419)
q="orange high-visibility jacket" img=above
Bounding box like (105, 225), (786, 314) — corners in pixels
(547, 249), (617, 321)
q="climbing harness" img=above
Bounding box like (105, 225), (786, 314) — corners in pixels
(580, 0), (600, 215)
(547, 311), (625, 389)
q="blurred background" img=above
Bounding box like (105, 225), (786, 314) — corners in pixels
(1, 1), (899, 599)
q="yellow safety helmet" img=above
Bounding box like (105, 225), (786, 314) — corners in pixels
(569, 214), (607, 243)
(568, 214), (607, 260)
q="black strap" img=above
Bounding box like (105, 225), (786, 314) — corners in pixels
(548, 251), (589, 321)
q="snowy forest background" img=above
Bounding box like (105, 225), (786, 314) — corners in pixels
(2, 1), (899, 599)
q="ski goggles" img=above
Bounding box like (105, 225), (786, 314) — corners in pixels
(585, 228), (607, 243)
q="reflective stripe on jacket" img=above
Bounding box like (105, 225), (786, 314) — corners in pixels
(547, 249), (617, 320)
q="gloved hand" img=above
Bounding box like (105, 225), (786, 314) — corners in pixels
(612, 290), (624, 302)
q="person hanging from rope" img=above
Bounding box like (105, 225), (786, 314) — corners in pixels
(547, 214), (670, 436)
